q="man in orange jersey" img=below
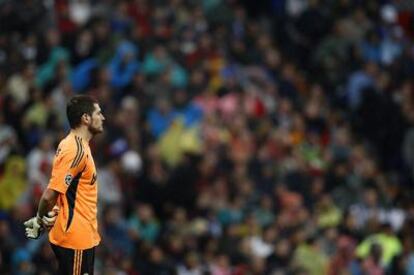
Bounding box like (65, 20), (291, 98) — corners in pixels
(24, 95), (105, 274)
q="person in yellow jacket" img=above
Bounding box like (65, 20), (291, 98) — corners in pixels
(356, 223), (402, 267)
(0, 156), (26, 210)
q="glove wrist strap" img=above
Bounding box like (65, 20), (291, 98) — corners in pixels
(36, 213), (43, 226)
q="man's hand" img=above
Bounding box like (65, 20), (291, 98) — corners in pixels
(41, 206), (59, 230)
(24, 215), (43, 239)
(24, 206), (59, 239)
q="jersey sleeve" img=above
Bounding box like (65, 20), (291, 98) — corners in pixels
(47, 142), (86, 194)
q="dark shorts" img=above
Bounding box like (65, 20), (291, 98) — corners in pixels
(50, 243), (95, 275)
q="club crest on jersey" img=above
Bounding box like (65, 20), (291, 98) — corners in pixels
(64, 174), (73, 186)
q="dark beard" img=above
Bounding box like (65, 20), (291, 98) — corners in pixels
(88, 124), (103, 135)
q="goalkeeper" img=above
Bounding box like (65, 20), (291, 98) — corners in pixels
(24, 95), (105, 274)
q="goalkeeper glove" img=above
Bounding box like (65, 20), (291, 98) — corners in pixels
(24, 214), (43, 239)
(41, 206), (59, 230)
(24, 206), (59, 239)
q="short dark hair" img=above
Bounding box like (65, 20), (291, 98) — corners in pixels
(66, 95), (97, 129)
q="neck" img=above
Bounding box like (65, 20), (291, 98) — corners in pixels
(70, 127), (92, 142)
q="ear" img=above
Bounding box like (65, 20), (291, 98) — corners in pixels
(82, 113), (90, 124)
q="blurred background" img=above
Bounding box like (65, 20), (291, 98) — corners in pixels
(1, 0), (414, 274)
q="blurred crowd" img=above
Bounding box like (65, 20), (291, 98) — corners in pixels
(2, 0), (414, 274)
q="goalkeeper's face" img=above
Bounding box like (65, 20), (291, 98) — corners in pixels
(88, 104), (105, 135)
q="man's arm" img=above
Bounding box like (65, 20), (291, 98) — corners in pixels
(24, 189), (60, 239)
(25, 141), (83, 239)
(37, 188), (59, 219)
